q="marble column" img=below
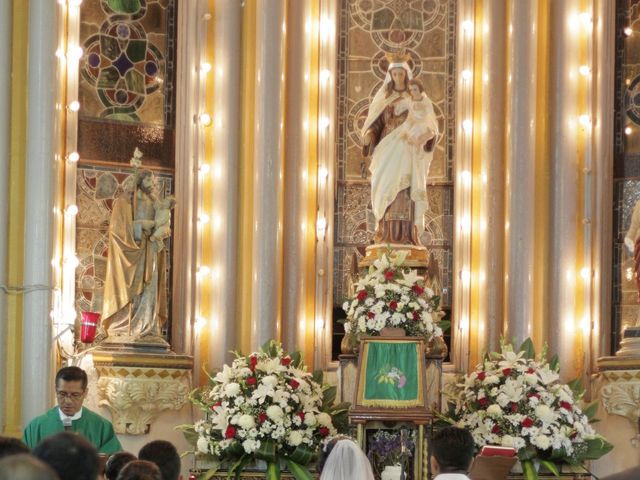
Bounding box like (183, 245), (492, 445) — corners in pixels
(479, 0), (507, 355)
(208, 0), (242, 366)
(503, 0), (539, 346)
(282, 0), (312, 353)
(548, 0), (581, 380)
(591, 0), (615, 360)
(250, 0), (286, 349)
(0, 0), (11, 432)
(21, 0), (59, 423)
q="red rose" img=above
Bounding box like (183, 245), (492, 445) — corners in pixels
(389, 301), (398, 311)
(527, 392), (540, 399)
(527, 367), (535, 374)
(412, 284), (424, 295)
(412, 311), (420, 321)
(521, 417), (534, 428)
(384, 270), (395, 280)
(367, 312), (375, 319)
(478, 397), (489, 407)
(258, 412), (268, 424)
(502, 368), (512, 377)
(281, 357), (292, 366)
(510, 403), (519, 413)
(491, 425), (500, 434)
(560, 401), (572, 411)
(246, 376), (257, 386)
(318, 426), (330, 437)
(477, 371), (486, 381)
(289, 379), (300, 389)
(249, 355), (258, 371)
(225, 425), (236, 439)
(210, 400), (222, 410)
(296, 412), (305, 422)
(357, 289), (367, 301)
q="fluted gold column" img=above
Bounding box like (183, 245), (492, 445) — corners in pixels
(206, 0), (242, 367)
(3, 0), (28, 437)
(548, 0), (583, 381)
(237, 0), (257, 354)
(281, 0), (316, 363)
(476, 0), (507, 360)
(591, 0), (615, 363)
(0, 0), (11, 435)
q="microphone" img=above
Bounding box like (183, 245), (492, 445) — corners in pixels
(62, 417), (72, 431)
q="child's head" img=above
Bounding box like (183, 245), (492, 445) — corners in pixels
(158, 195), (176, 209)
(408, 79), (425, 99)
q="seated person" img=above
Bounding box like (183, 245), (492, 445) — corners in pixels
(317, 436), (374, 480)
(430, 426), (475, 480)
(139, 440), (181, 480)
(105, 452), (137, 480)
(0, 437), (30, 459)
(32, 431), (99, 480)
(116, 460), (162, 480)
(23, 366), (122, 454)
(0, 453), (59, 480)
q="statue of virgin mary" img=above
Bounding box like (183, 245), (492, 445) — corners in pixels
(361, 54), (438, 259)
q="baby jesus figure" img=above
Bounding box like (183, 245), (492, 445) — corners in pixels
(150, 195), (176, 252)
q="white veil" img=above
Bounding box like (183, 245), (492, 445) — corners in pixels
(319, 439), (375, 480)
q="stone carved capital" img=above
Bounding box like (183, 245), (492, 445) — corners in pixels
(95, 363), (191, 435)
(600, 381), (640, 429)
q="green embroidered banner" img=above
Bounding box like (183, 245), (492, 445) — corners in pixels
(359, 341), (423, 408)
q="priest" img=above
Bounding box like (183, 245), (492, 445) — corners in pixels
(23, 366), (122, 454)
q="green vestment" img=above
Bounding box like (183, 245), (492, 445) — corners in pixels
(23, 407), (122, 454)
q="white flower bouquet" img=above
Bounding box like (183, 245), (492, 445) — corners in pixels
(444, 339), (612, 480)
(180, 341), (349, 480)
(342, 252), (445, 342)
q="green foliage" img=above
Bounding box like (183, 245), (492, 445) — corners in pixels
(582, 436), (614, 460)
(519, 338), (536, 360)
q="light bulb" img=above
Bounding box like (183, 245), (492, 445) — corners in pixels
(198, 213), (210, 224)
(200, 62), (212, 74)
(199, 113), (212, 126)
(462, 119), (472, 131)
(624, 27), (633, 36)
(625, 126), (632, 135)
(68, 101), (80, 112)
(65, 205), (79, 216)
(578, 114), (591, 127)
(67, 152), (80, 163)
(461, 69), (472, 80)
(199, 163), (211, 174)
(578, 65), (591, 76)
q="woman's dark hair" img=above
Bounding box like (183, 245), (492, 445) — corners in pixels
(104, 452), (136, 480)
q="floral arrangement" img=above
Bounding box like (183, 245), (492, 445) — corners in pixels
(180, 341), (349, 480)
(443, 339), (612, 479)
(367, 429), (414, 478)
(342, 252), (445, 342)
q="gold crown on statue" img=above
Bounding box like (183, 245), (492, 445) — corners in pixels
(384, 50), (411, 69)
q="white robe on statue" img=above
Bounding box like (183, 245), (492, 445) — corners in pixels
(369, 92), (438, 233)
